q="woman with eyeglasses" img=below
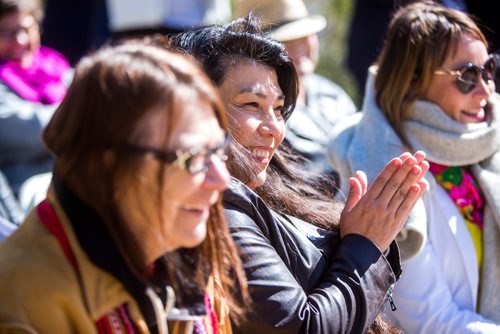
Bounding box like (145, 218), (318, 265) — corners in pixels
(0, 42), (248, 333)
(329, 1), (500, 332)
(171, 16), (430, 333)
(0, 0), (72, 200)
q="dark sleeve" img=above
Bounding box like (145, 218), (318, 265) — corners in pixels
(227, 207), (399, 334)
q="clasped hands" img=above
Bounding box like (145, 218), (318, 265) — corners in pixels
(340, 151), (429, 252)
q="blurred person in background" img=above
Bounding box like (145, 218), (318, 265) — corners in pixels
(0, 0), (71, 197)
(235, 0), (357, 178)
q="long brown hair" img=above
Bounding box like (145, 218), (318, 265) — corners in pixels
(375, 0), (488, 146)
(43, 42), (248, 319)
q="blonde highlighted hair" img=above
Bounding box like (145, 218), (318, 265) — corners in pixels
(375, 0), (487, 145)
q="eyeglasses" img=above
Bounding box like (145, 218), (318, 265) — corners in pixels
(120, 136), (230, 174)
(434, 54), (499, 94)
(0, 17), (38, 41)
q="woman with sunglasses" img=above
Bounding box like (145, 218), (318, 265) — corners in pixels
(0, 42), (248, 333)
(329, 1), (500, 332)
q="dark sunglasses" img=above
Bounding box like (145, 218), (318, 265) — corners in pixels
(120, 136), (230, 174)
(434, 54), (499, 94)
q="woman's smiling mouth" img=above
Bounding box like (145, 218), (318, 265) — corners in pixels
(249, 146), (272, 164)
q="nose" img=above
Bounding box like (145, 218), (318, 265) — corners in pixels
(203, 155), (229, 191)
(476, 74), (494, 97)
(257, 109), (282, 138)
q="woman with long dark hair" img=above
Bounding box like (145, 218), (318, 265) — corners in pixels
(171, 17), (428, 333)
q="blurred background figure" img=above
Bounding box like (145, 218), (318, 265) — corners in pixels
(41, 0), (231, 66)
(235, 0), (357, 178)
(0, 42), (248, 333)
(0, 0), (71, 198)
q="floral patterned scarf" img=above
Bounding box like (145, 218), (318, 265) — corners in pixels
(429, 162), (485, 271)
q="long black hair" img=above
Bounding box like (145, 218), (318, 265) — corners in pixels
(171, 15), (399, 334)
(170, 15), (341, 230)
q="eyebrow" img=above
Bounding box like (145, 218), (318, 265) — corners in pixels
(237, 87), (285, 101)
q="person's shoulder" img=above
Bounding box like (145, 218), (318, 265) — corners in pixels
(327, 112), (364, 194)
(307, 73), (341, 88)
(0, 213), (77, 291)
(223, 178), (276, 230)
(224, 178), (258, 205)
(306, 73), (352, 97)
(329, 112), (363, 151)
(0, 81), (24, 104)
(305, 73), (357, 113)
(0, 215), (80, 323)
(224, 178), (271, 215)
(38, 46), (73, 84)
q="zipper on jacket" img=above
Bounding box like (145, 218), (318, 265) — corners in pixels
(387, 285), (397, 311)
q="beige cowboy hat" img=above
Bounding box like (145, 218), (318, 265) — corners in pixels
(235, 0), (327, 42)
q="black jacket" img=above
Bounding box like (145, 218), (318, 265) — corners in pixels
(223, 178), (401, 334)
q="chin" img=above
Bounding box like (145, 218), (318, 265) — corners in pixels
(164, 210), (209, 250)
(181, 226), (207, 249)
(248, 170), (267, 189)
(182, 217), (209, 248)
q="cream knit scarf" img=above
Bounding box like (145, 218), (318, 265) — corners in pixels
(403, 96), (500, 321)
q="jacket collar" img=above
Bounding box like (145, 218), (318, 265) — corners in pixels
(52, 174), (163, 333)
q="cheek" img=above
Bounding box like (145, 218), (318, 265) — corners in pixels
(161, 173), (210, 250)
(425, 80), (462, 118)
(228, 113), (259, 144)
(278, 122), (286, 141)
(162, 170), (203, 201)
(0, 43), (7, 57)
(439, 98), (463, 121)
(29, 30), (40, 49)
(434, 90), (465, 120)
(0, 40), (15, 55)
